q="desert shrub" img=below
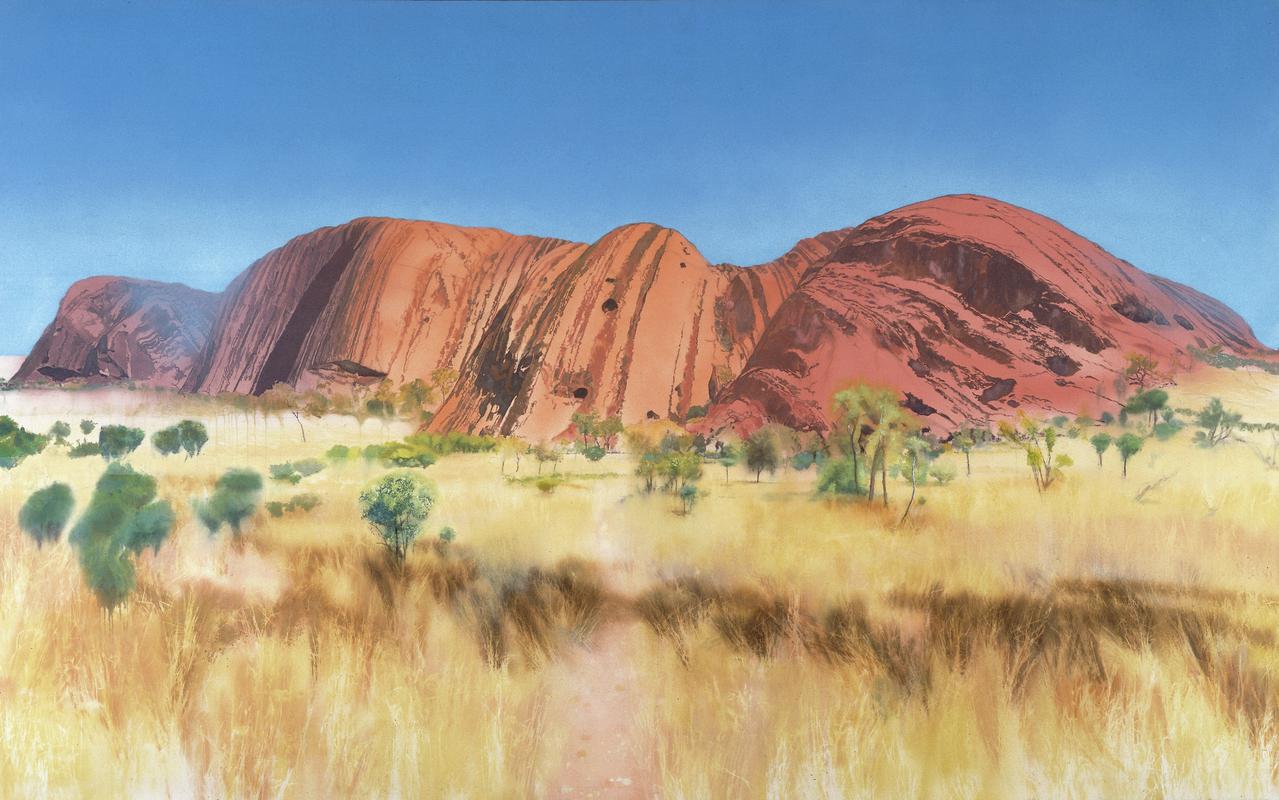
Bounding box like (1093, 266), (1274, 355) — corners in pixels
(152, 426), (182, 456)
(0, 416), (49, 468)
(744, 429), (780, 482)
(1193, 398), (1242, 447)
(293, 457), (325, 477)
(791, 450), (826, 471)
(535, 476), (561, 494)
(176, 420), (209, 457)
(678, 483), (699, 514)
(325, 444), (356, 461)
(359, 471), (436, 564)
(269, 462), (302, 484)
(68, 442), (101, 459)
(195, 468), (263, 536)
(1090, 432), (1112, 466)
(1116, 433), (1144, 477)
(930, 462), (958, 485)
(48, 420), (71, 446)
(438, 526), (457, 544)
(817, 458), (860, 495)
(98, 424), (144, 461)
(265, 492), (322, 518)
(999, 417), (1071, 492)
(685, 405), (707, 421)
(291, 492), (321, 511)
(1099, 411), (1115, 425)
(583, 444), (606, 462)
(79, 419), (96, 438)
(19, 483), (75, 546)
(69, 464), (174, 610)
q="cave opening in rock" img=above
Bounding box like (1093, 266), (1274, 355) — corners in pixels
(601, 298), (618, 312)
(573, 387), (589, 399)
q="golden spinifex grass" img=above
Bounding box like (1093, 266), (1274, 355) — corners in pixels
(0, 374), (1275, 798)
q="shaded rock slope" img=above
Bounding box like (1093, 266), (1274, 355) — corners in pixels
(15, 277), (219, 389)
(19, 195), (1270, 438)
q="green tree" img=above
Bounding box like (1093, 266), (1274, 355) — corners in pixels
(98, 424), (144, 461)
(718, 443), (740, 483)
(999, 417), (1072, 492)
(360, 471), (436, 565)
(48, 421), (71, 446)
(1115, 433), (1143, 477)
(1090, 432), (1112, 466)
(744, 429), (779, 482)
(816, 457), (860, 495)
(177, 420), (209, 458)
(79, 419), (96, 440)
(195, 469), (263, 536)
(397, 378), (435, 418)
(571, 411), (601, 448)
(1193, 398), (1242, 447)
(69, 464), (175, 611)
(0, 416), (49, 468)
(678, 483), (699, 514)
(152, 426), (182, 456)
(19, 483), (75, 546)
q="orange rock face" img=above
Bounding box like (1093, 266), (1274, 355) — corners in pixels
(15, 276), (218, 389)
(703, 195), (1271, 434)
(20, 194), (1271, 438)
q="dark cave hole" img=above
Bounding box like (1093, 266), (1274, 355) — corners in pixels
(601, 298), (619, 312)
(573, 387), (589, 399)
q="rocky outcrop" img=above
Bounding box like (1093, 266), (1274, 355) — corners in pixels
(15, 277), (219, 389)
(20, 194), (1271, 439)
(702, 194), (1269, 433)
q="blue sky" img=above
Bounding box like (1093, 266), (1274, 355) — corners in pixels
(1, 1), (1276, 353)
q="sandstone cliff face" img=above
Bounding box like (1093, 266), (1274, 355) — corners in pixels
(185, 218), (581, 397)
(703, 194), (1269, 433)
(15, 277), (219, 389)
(184, 217), (816, 438)
(20, 194), (1271, 439)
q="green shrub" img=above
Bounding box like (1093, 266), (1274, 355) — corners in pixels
(535, 476), (561, 494)
(68, 442), (102, 459)
(817, 458), (862, 495)
(678, 483), (699, 513)
(0, 416), (49, 468)
(195, 468), (263, 536)
(69, 464), (174, 611)
(152, 426), (182, 456)
(19, 483), (75, 546)
(98, 424), (144, 461)
(439, 526), (456, 544)
(293, 458), (325, 477)
(269, 463), (302, 484)
(48, 421), (72, 446)
(583, 444), (606, 462)
(325, 444), (355, 461)
(930, 462), (958, 485)
(359, 472), (435, 564)
(177, 420), (209, 457)
(79, 420), (96, 438)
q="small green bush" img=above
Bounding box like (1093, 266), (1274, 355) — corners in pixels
(816, 457), (862, 496)
(360, 471), (436, 563)
(583, 445), (606, 462)
(195, 468), (264, 536)
(152, 426), (182, 456)
(0, 416), (49, 469)
(98, 424), (144, 461)
(69, 464), (174, 611)
(19, 483), (75, 546)
(68, 442), (102, 459)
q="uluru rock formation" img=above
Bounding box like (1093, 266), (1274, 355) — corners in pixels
(18, 194), (1272, 438)
(702, 194), (1269, 434)
(14, 277), (219, 389)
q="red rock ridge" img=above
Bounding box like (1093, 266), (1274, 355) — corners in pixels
(15, 276), (219, 389)
(703, 194), (1270, 435)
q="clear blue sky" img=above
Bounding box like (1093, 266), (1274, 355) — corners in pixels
(1, 1), (1276, 353)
